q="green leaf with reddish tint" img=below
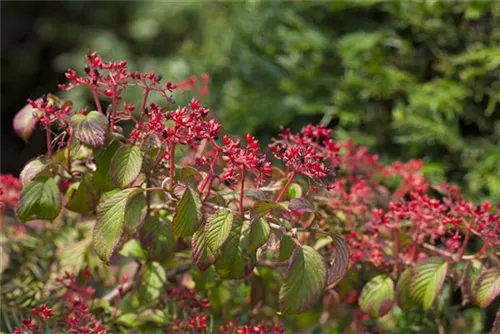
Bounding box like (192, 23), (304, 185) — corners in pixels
(326, 233), (350, 287)
(205, 209), (233, 254)
(285, 183), (302, 200)
(93, 188), (143, 263)
(359, 275), (395, 317)
(139, 215), (176, 261)
(396, 267), (415, 311)
(110, 144), (143, 188)
(192, 226), (216, 271)
(248, 218), (270, 252)
(93, 140), (121, 192)
(460, 260), (483, 305)
(278, 235), (296, 261)
(172, 185), (202, 237)
(473, 269), (500, 308)
(65, 174), (100, 214)
(288, 198), (315, 212)
(19, 158), (50, 187)
(138, 261), (166, 304)
(409, 257), (448, 310)
(71, 111), (108, 147)
(279, 245), (327, 314)
(16, 176), (61, 222)
(13, 102), (40, 142)
(214, 217), (256, 279)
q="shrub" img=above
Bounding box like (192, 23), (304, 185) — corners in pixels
(1, 52), (499, 333)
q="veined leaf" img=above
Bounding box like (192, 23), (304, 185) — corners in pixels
(206, 210), (233, 253)
(396, 267), (414, 310)
(138, 261), (166, 304)
(71, 111), (108, 147)
(110, 144), (143, 188)
(359, 275), (395, 317)
(16, 176), (61, 222)
(120, 239), (147, 260)
(139, 215), (176, 261)
(93, 188), (143, 263)
(93, 140), (121, 192)
(279, 235), (296, 261)
(249, 201), (284, 221)
(279, 245), (327, 314)
(214, 217), (256, 279)
(289, 198), (315, 212)
(248, 218), (271, 252)
(408, 257), (448, 310)
(192, 226), (216, 271)
(172, 185), (202, 237)
(326, 233), (350, 287)
(65, 174), (100, 214)
(473, 269), (500, 308)
(19, 158), (49, 187)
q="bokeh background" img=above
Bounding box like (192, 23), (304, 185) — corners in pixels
(2, 0), (500, 203)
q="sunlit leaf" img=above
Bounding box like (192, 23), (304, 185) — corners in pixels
(65, 174), (100, 213)
(248, 218), (271, 252)
(19, 158), (49, 187)
(205, 209), (233, 253)
(473, 269), (500, 308)
(326, 233), (350, 287)
(359, 275), (395, 317)
(138, 261), (166, 304)
(408, 257), (448, 310)
(13, 101), (40, 142)
(192, 226), (216, 271)
(396, 267), (415, 311)
(279, 245), (327, 314)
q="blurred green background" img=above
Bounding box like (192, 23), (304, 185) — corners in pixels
(2, 0), (500, 202)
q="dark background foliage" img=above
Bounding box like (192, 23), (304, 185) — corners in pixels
(2, 1), (500, 197)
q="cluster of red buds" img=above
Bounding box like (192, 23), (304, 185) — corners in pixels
(0, 174), (22, 214)
(177, 73), (210, 97)
(220, 134), (272, 185)
(270, 125), (339, 180)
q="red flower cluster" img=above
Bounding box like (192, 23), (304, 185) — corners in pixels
(220, 134), (271, 185)
(270, 125), (339, 180)
(177, 73), (211, 97)
(219, 321), (284, 334)
(0, 174), (22, 213)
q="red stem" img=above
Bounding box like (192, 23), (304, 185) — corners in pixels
(474, 241), (489, 259)
(239, 166), (246, 215)
(275, 171), (296, 203)
(137, 88), (150, 130)
(45, 125), (52, 161)
(91, 86), (102, 113)
(457, 228), (471, 259)
(168, 143), (176, 190)
(202, 176), (215, 203)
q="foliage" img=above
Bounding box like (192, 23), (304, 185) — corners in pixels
(1, 52), (499, 333)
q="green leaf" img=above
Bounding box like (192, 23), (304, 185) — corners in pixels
(396, 267), (414, 311)
(460, 259), (483, 305)
(119, 239), (147, 260)
(279, 245), (327, 314)
(206, 210), (233, 253)
(249, 201), (284, 221)
(138, 261), (166, 304)
(359, 275), (395, 317)
(192, 226), (216, 271)
(180, 166), (201, 186)
(71, 111), (109, 147)
(172, 185), (202, 237)
(93, 140), (121, 192)
(124, 192), (147, 235)
(248, 218), (270, 252)
(19, 158), (49, 187)
(93, 188), (142, 263)
(278, 235), (296, 261)
(110, 144), (143, 188)
(326, 233), (350, 287)
(473, 269), (500, 308)
(16, 176), (61, 222)
(409, 257), (448, 310)
(139, 215), (176, 261)
(214, 216), (256, 279)
(65, 174), (100, 213)
(285, 183), (302, 199)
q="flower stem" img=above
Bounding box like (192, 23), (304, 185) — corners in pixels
(66, 128), (74, 173)
(168, 143), (176, 190)
(137, 88), (150, 129)
(45, 125), (52, 161)
(239, 166), (246, 216)
(91, 86), (102, 113)
(457, 228), (471, 259)
(275, 171), (296, 203)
